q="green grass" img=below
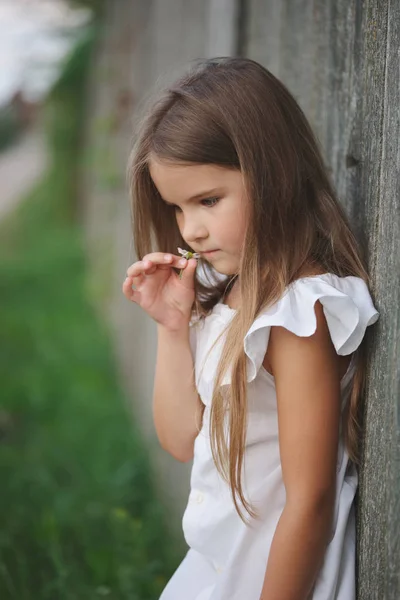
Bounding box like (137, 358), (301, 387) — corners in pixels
(0, 24), (180, 600)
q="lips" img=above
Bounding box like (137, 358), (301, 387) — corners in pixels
(201, 249), (219, 256)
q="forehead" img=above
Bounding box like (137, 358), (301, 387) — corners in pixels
(148, 156), (242, 202)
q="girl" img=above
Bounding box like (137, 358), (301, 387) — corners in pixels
(122, 57), (379, 600)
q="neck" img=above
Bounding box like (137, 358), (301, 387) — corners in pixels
(223, 275), (240, 309)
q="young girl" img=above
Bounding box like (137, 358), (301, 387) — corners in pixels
(122, 57), (379, 600)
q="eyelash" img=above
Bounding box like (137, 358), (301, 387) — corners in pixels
(173, 197), (220, 212)
(202, 197), (219, 208)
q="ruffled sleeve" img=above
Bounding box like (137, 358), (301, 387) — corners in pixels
(243, 274), (379, 383)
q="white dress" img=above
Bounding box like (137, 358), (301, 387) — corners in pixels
(159, 274), (379, 600)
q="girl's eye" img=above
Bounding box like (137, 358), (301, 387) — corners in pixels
(171, 197), (219, 212)
(201, 197), (219, 207)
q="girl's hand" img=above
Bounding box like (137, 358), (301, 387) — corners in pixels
(122, 252), (198, 331)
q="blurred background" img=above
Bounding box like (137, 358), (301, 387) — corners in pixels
(0, 0), (398, 599)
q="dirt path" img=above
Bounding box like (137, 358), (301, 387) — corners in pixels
(0, 128), (48, 220)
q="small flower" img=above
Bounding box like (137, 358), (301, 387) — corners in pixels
(177, 247), (200, 279)
(178, 247), (200, 259)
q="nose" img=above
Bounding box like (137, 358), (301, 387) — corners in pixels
(180, 212), (208, 245)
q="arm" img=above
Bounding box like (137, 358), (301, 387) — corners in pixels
(123, 253), (201, 464)
(153, 324), (203, 463)
(259, 301), (341, 599)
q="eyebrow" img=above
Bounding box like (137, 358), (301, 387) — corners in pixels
(162, 188), (222, 206)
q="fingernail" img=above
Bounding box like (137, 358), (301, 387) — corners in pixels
(178, 258), (186, 266)
(164, 254), (172, 261)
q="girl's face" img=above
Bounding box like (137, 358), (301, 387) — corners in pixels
(148, 157), (249, 275)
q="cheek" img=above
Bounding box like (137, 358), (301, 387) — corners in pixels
(225, 208), (248, 242)
(175, 212), (184, 233)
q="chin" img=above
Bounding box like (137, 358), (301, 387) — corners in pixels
(213, 263), (239, 277)
(201, 255), (239, 277)
(214, 268), (231, 276)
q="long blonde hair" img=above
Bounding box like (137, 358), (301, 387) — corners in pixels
(128, 57), (371, 522)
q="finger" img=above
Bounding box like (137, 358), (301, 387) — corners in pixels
(141, 252), (188, 269)
(130, 289), (141, 304)
(123, 275), (140, 294)
(122, 276), (134, 297)
(126, 259), (158, 278)
(179, 257), (198, 288)
(131, 273), (144, 289)
(122, 277), (142, 303)
(126, 255), (187, 278)
(126, 260), (147, 278)
(142, 261), (157, 276)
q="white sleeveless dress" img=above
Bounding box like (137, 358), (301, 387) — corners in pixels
(159, 274), (379, 600)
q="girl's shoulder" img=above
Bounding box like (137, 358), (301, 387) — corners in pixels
(204, 273), (379, 384)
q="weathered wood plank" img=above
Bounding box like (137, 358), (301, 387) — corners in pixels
(357, 1), (400, 597)
(245, 0), (399, 597)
